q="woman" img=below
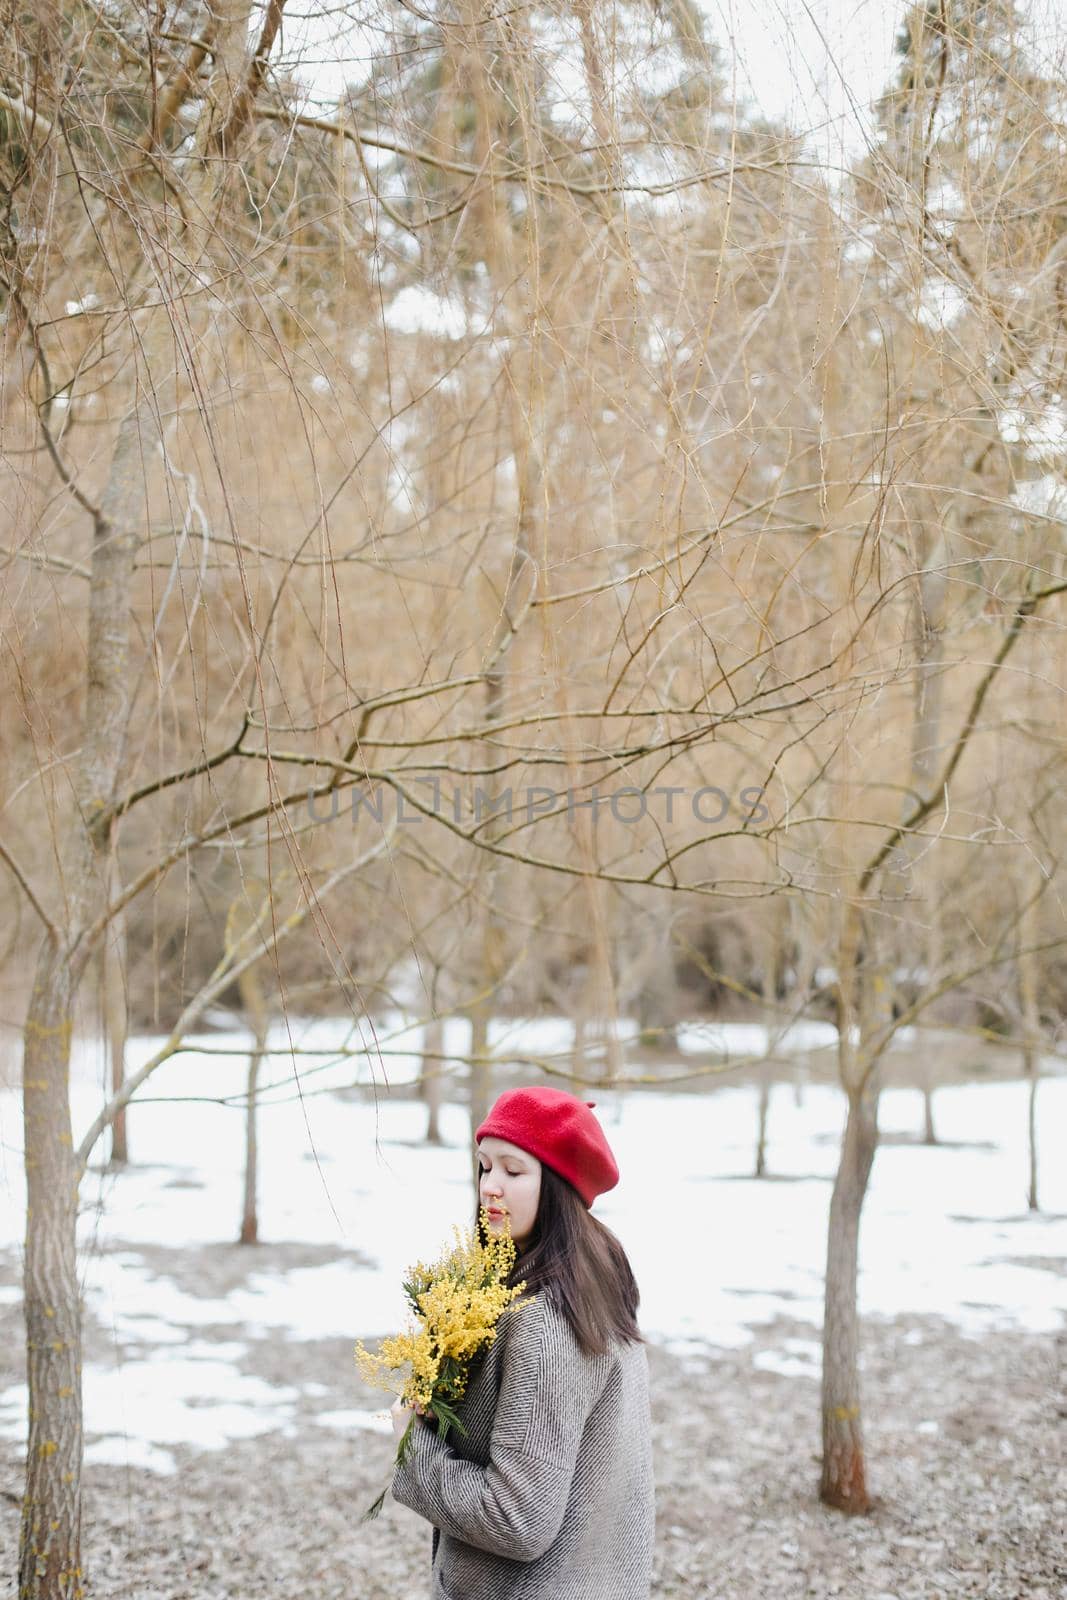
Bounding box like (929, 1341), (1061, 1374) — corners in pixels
(389, 1084), (655, 1600)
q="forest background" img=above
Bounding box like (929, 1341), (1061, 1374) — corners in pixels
(1, 0), (1067, 1595)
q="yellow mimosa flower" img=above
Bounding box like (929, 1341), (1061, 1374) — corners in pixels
(354, 1207), (536, 1519)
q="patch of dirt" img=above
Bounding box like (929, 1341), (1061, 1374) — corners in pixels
(999, 1256), (1067, 1276)
(82, 1237), (376, 1301)
(0, 1241), (1064, 1599)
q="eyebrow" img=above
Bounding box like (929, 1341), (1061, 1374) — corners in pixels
(479, 1151), (525, 1165)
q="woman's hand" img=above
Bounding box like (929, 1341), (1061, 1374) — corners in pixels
(390, 1396), (429, 1441)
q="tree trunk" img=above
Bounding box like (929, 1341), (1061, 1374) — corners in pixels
(1026, 1066), (1039, 1213)
(905, 538), (947, 1153)
(754, 905), (792, 1176)
(565, 980), (599, 1094)
(754, 1064), (770, 1179)
(19, 947), (84, 1600)
(820, 1073), (880, 1513)
(422, 1013), (445, 1146)
(237, 957), (269, 1246)
(103, 857), (128, 1167)
(19, 8), (257, 1586)
(571, 988), (589, 1092)
(240, 1044), (262, 1245)
(469, 889), (497, 1189)
(458, 0), (541, 1197)
(1018, 887), (1040, 1212)
(634, 907), (678, 1051)
(819, 890), (889, 1517)
(917, 873), (945, 1148)
(20, 403), (151, 1598)
(571, 952), (623, 1091)
(917, 1054), (938, 1145)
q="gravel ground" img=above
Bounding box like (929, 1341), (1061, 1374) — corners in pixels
(1, 1235), (1064, 1599)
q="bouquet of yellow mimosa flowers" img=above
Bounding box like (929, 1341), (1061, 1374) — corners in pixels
(354, 1205), (535, 1521)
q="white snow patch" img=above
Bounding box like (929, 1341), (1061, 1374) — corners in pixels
(0, 1020), (1064, 1471)
(314, 1406), (392, 1435)
(385, 287), (470, 341)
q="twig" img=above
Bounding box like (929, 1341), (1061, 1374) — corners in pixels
(0, 836), (57, 943)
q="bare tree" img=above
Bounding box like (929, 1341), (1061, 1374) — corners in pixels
(229, 883), (273, 1245)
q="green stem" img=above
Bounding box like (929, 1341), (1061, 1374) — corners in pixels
(360, 1414), (416, 1524)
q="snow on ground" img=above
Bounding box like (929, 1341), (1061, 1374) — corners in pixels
(0, 1017), (1063, 1474)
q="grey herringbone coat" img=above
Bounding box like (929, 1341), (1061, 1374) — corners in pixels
(391, 1288), (655, 1600)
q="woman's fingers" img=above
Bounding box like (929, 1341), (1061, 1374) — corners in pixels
(391, 1396), (430, 1418)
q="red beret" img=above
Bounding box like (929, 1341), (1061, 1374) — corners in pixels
(475, 1085), (620, 1207)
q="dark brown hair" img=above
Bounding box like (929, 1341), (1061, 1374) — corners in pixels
(473, 1155), (646, 1358)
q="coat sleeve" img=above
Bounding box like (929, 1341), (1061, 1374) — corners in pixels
(390, 1296), (611, 1562)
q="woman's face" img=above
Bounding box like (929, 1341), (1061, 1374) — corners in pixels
(477, 1137), (542, 1251)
